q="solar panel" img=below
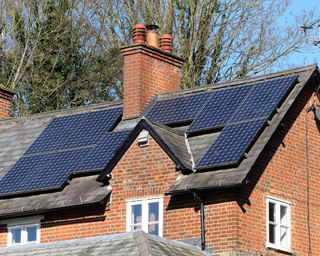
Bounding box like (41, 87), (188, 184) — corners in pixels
(76, 130), (131, 173)
(26, 114), (85, 154)
(31, 148), (92, 190)
(26, 107), (122, 154)
(231, 76), (297, 122)
(196, 119), (266, 168)
(0, 154), (52, 195)
(0, 148), (92, 195)
(62, 107), (122, 149)
(146, 92), (211, 124)
(0, 107), (125, 196)
(189, 85), (252, 131)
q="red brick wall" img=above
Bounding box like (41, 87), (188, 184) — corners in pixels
(121, 45), (183, 119)
(0, 84), (319, 255)
(0, 89), (13, 118)
(38, 133), (240, 253)
(237, 85), (320, 255)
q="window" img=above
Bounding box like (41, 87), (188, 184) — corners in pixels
(126, 197), (163, 236)
(8, 224), (40, 246)
(266, 197), (291, 252)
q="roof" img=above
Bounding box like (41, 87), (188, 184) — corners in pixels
(0, 231), (208, 256)
(0, 65), (317, 215)
(99, 64), (320, 193)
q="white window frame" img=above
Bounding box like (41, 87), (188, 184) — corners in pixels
(266, 196), (291, 252)
(7, 223), (40, 246)
(3, 216), (43, 247)
(126, 197), (163, 236)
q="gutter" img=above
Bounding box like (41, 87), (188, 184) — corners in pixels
(0, 199), (106, 221)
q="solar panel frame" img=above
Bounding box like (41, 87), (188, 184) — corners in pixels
(31, 147), (93, 190)
(0, 154), (53, 195)
(146, 92), (211, 124)
(188, 85), (252, 132)
(196, 118), (267, 168)
(25, 114), (86, 155)
(61, 107), (122, 149)
(0, 106), (125, 197)
(76, 130), (131, 173)
(230, 75), (297, 123)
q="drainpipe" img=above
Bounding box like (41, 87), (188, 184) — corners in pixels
(193, 192), (206, 251)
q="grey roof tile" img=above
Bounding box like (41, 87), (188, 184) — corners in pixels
(167, 65), (319, 193)
(0, 231), (208, 256)
(0, 175), (110, 219)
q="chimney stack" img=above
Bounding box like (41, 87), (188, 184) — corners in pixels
(0, 86), (14, 118)
(121, 24), (183, 120)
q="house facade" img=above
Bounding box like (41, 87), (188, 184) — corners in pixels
(0, 24), (318, 255)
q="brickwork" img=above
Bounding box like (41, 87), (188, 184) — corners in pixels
(0, 83), (319, 255)
(237, 85), (320, 255)
(121, 45), (183, 119)
(0, 89), (13, 118)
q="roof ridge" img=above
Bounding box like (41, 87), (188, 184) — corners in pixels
(157, 64), (318, 100)
(0, 101), (123, 125)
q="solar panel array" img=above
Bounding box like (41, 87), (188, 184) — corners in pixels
(196, 119), (266, 168)
(231, 76), (297, 122)
(196, 75), (297, 168)
(145, 75), (297, 168)
(146, 92), (211, 124)
(0, 107), (130, 196)
(189, 85), (252, 131)
(0, 74), (298, 196)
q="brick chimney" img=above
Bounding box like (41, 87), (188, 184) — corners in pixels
(121, 24), (183, 120)
(0, 85), (14, 118)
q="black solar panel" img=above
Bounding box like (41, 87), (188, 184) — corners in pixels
(27, 107), (122, 154)
(31, 148), (92, 190)
(76, 130), (130, 173)
(189, 85), (252, 131)
(62, 107), (122, 149)
(231, 76), (297, 122)
(196, 119), (266, 168)
(0, 107), (125, 197)
(0, 154), (52, 195)
(26, 114), (85, 154)
(146, 92), (211, 124)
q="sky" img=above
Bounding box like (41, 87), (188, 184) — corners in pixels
(282, 0), (320, 68)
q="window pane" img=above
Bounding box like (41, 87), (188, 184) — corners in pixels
(269, 224), (276, 244)
(132, 225), (142, 231)
(280, 205), (287, 226)
(148, 202), (159, 222)
(27, 226), (37, 242)
(280, 226), (288, 247)
(148, 223), (159, 236)
(11, 228), (21, 244)
(269, 202), (275, 222)
(131, 204), (142, 224)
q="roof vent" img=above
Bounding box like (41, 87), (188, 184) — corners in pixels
(132, 24), (146, 44)
(137, 130), (149, 147)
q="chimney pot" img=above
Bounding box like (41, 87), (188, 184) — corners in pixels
(132, 24), (146, 44)
(146, 24), (159, 48)
(160, 34), (173, 53)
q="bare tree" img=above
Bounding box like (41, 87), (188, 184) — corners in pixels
(0, 0), (315, 114)
(82, 0), (314, 88)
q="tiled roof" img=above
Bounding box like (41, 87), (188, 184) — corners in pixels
(0, 65), (317, 215)
(0, 231), (209, 256)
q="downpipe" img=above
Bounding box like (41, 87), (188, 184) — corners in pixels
(193, 192), (206, 251)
